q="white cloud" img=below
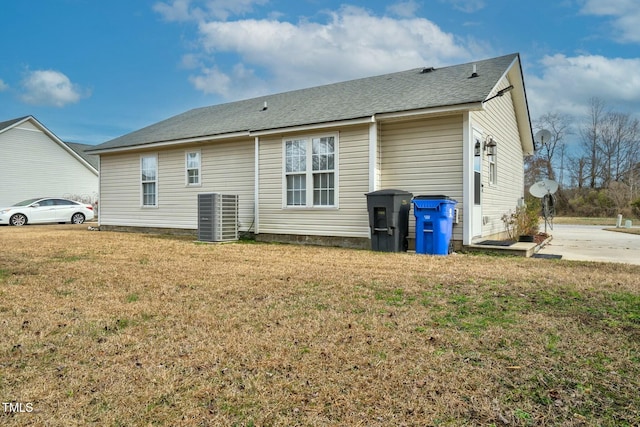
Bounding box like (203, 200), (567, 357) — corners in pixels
(180, 53), (202, 69)
(154, 0), (197, 22)
(580, 0), (640, 43)
(527, 54), (640, 119)
(154, 0), (267, 22)
(386, 1), (421, 18)
(0, 78), (8, 92)
(188, 6), (472, 98)
(20, 70), (88, 107)
(189, 63), (266, 98)
(440, 0), (486, 13)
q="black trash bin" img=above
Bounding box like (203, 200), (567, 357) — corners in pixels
(365, 189), (413, 252)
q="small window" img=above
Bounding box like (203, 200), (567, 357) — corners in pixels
(141, 154), (158, 207)
(186, 151), (201, 186)
(488, 146), (497, 185)
(284, 135), (337, 207)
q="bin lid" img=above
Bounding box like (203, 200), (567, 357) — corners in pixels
(412, 196), (458, 210)
(365, 189), (413, 196)
(413, 195), (454, 200)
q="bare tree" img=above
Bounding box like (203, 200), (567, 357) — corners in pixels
(580, 97), (607, 188)
(524, 155), (548, 189)
(607, 181), (631, 215)
(566, 155), (586, 189)
(533, 112), (572, 182)
(598, 112), (639, 185)
(537, 97), (640, 217)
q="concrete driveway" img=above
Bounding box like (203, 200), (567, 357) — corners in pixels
(536, 224), (640, 265)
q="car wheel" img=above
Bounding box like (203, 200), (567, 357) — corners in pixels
(71, 213), (85, 224)
(10, 213), (27, 226)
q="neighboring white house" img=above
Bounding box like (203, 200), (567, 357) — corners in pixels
(0, 116), (99, 207)
(89, 53), (534, 248)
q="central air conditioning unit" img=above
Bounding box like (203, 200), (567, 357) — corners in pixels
(197, 193), (239, 242)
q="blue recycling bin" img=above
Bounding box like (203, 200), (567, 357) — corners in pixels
(412, 196), (457, 255)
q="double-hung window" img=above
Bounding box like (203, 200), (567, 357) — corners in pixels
(488, 146), (497, 185)
(284, 135), (337, 207)
(141, 154), (158, 207)
(285, 139), (307, 206)
(186, 151), (201, 186)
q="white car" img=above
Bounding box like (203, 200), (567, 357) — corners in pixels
(0, 197), (95, 226)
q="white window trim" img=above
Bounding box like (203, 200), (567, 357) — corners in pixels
(140, 153), (158, 208)
(282, 133), (339, 209)
(185, 150), (202, 187)
(488, 147), (497, 186)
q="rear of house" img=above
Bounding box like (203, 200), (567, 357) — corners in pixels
(89, 53), (534, 248)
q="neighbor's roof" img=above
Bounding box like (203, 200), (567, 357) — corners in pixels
(92, 53), (529, 152)
(64, 142), (100, 170)
(0, 116), (30, 132)
(0, 115), (99, 175)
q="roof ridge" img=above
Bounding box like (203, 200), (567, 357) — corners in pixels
(92, 53), (521, 151)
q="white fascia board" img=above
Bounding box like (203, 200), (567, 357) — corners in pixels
(376, 103), (484, 121)
(88, 131), (252, 155)
(90, 117), (375, 155)
(0, 116), (31, 135)
(485, 55), (535, 156)
(250, 116), (375, 137)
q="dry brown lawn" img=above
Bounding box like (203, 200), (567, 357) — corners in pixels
(1, 225), (639, 426)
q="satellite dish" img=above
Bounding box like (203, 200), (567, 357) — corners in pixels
(535, 129), (552, 145)
(530, 179), (558, 198)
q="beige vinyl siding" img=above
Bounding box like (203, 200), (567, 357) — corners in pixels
(471, 77), (526, 237)
(0, 121), (98, 207)
(380, 114), (464, 241)
(258, 126), (370, 237)
(99, 139), (254, 230)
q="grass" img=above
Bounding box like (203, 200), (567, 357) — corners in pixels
(553, 217), (619, 226)
(1, 224), (639, 426)
(555, 216), (640, 235)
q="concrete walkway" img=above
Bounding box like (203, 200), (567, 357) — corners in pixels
(536, 224), (640, 265)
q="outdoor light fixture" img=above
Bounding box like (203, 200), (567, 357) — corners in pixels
(482, 85), (514, 104)
(474, 139), (481, 156)
(484, 136), (497, 155)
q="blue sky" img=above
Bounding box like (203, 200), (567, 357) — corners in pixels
(1, 0), (638, 145)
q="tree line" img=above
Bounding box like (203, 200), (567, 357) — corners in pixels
(525, 98), (640, 218)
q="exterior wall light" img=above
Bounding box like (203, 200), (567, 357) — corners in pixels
(484, 137), (497, 155)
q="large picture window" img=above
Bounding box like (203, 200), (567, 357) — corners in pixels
(141, 155), (157, 207)
(186, 151), (201, 186)
(284, 135), (337, 207)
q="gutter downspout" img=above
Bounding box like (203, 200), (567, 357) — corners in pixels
(462, 112), (472, 246)
(254, 136), (260, 235)
(368, 115), (378, 193)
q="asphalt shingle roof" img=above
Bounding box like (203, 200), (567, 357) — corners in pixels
(0, 116), (29, 132)
(64, 142), (100, 170)
(93, 53), (519, 151)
